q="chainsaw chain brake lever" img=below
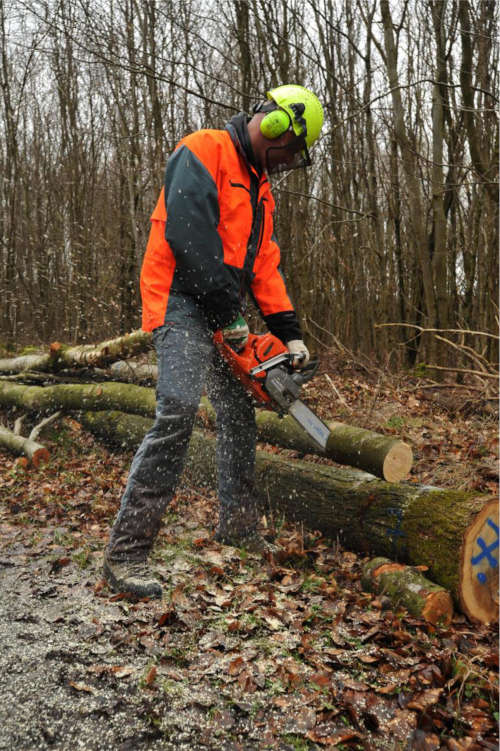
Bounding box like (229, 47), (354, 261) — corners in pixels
(289, 358), (319, 385)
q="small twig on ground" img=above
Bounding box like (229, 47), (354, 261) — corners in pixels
(365, 378), (384, 424)
(323, 374), (352, 411)
(412, 384), (484, 391)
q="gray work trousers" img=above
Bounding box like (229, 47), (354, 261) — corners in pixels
(106, 294), (258, 561)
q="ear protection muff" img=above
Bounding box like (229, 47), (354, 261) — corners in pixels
(260, 109), (291, 140)
(254, 101), (291, 140)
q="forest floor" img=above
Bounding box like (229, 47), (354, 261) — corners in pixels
(0, 352), (498, 751)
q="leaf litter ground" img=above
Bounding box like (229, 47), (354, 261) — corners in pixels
(0, 364), (498, 751)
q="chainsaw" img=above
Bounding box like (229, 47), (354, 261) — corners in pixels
(213, 330), (330, 451)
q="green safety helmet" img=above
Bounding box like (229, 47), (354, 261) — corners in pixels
(264, 84), (324, 148)
(256, 84), (324, 172)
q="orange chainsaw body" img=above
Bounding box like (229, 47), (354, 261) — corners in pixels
(213, 330), (288, 406)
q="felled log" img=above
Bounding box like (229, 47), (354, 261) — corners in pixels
(0, 424), (49, 467)
(0, 380), (157, 416)
(361, 557), (454, 626)
(79, 409), (499, 624)
(0, 381), (411, 481)
(108, 365), (412, 480)
(0, 330), (151, 374)
(201, 400), (412, 482)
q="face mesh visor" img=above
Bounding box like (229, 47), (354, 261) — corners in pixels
(265, 135), (311, 175)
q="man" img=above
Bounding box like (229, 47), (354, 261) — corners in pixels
(103, 84), (324, 598)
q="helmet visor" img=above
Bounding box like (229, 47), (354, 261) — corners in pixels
(264, 134), (311, 175)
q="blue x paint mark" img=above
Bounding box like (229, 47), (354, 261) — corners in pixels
(386, 508), (404, 539)
(471, 519), (499, 583)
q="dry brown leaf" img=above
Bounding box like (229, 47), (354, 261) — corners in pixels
(376, 683), (398, 694)
(69, 681), (96, 694)
(112, 666), (136, 678)
(310, 672), (331, 687)
(170, 585), (189, 609)
(407, 688), (443, 712)
(357, 653), (380, 664)
(228, 656), (245, 676)
(157, 609), (175, 626)
(237, 670), (256, 693)
(307, 728), (363, 746)
(145, 666), (157, 686)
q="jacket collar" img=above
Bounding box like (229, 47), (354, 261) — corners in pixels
(225, 113), (263, 179)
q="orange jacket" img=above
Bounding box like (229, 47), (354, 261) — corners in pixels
(140, 115), (301, 343)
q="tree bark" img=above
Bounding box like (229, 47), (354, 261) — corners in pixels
(380, 0), (438, 349)
(0, 381), (412, 481)
(430, 0), (449, 332)
(361, 557), (453, 626)
(79, 409), (498, 624)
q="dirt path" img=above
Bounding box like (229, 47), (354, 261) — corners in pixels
(0, 551), (175, 750)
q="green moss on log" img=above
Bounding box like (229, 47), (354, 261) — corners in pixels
(0, 381), (156, 417)
(361, 557), (454, 625)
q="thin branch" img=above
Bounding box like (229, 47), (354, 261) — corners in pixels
(423, 365), (498, 381)
(375, 323), (500, 341)
(14, 416), (26, 436)
(273, 186), (372, 218)
(29, 411), (62, 442)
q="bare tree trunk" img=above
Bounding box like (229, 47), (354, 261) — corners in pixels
(380, 0), (437, 354)
(430, 0), (449, 333)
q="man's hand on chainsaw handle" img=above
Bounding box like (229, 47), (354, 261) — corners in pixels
(287, 339), (310, 368)
(222, 313), (249, 352)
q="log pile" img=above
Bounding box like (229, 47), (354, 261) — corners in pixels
(0, 380), (412, 483)
(0, 333), (498, 625)
(81, 410), (498, 624)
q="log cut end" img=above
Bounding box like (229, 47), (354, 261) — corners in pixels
(382, 441), (413, 483)
(460, 499), (499, 625)
(421, 590), (454, 627)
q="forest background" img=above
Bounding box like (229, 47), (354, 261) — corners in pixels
(0, 0), (498, 372)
